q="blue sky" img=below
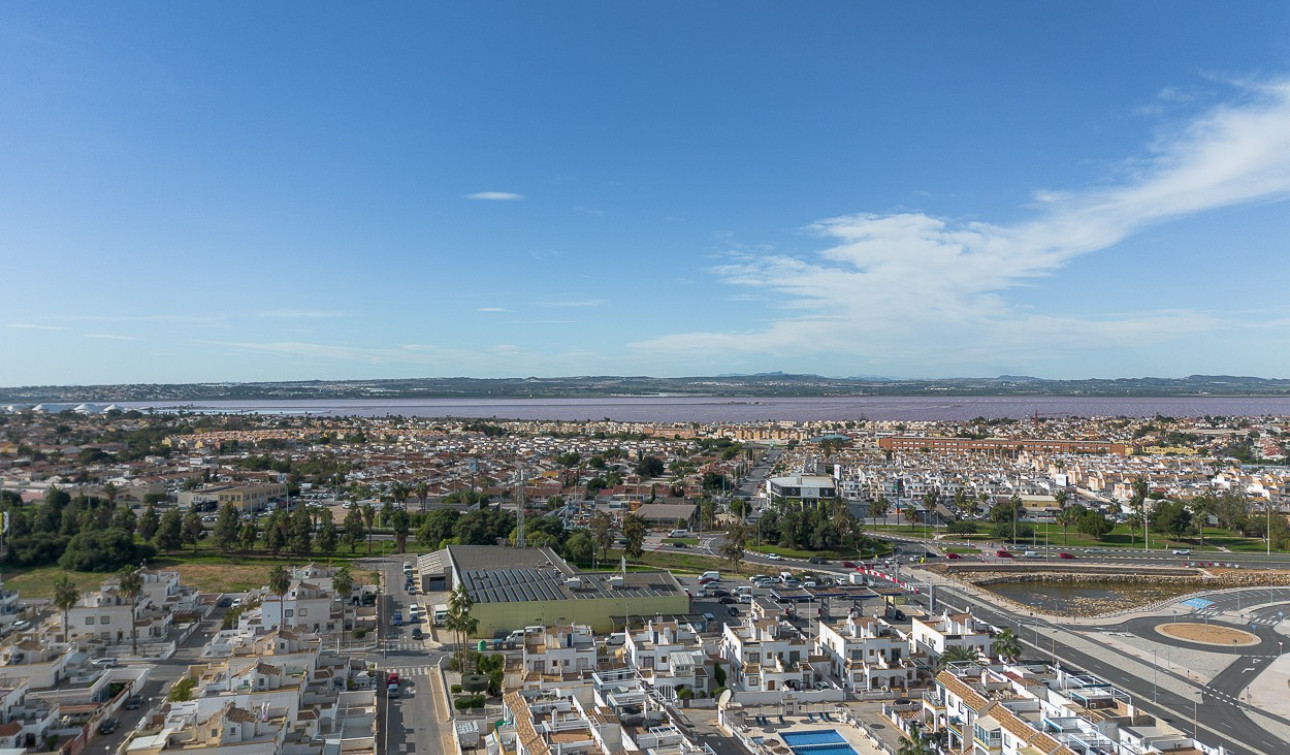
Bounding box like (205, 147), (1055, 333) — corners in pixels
(3, 2), (1290, 386)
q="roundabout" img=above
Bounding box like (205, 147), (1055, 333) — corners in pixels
(1153, 622), (1261, 647)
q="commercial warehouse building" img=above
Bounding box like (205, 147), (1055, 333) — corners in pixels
(417, 545), (690, 638)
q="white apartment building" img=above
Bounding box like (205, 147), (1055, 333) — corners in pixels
(814, 612), (913, 693)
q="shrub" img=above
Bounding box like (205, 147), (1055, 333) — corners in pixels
(453, 694), (485, 710)
(450, 684), (462, 694)
(352, 627), (368, 639)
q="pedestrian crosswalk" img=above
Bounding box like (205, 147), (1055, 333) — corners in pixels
(383, 665), (436, 678)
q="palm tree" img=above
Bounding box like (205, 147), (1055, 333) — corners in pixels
(361, 504), (376, 555)
(268, 565), (291, 600)
(934, 644), (981, 672)
(897, 720), (935, 755)
(1190, 495), (1214, 552)
(720, 521), (750, 572)
(117, 568), (143, 656)
(445, 584), (478, 670)
(992, 627), (1021, 663)
(53, 575), (81, 643)
(1056, 504), (1082, 545)
(332, 566), (354, 605)
(870, 496), (890, 527)
(415, 480), (429, 512)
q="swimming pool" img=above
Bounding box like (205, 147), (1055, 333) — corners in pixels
(781, 731), (846, 747)
(780, 730), (859, 755)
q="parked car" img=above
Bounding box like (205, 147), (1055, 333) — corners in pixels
(387, 682), (400, 698)
(98, 717), (120, 735)
(392, 612), (403, 626)
(216, 597), (232, 608)
(387, 671), (400, 685)
(125, 694), (143, 710)
(718, 596), (736, 604)
(411, 627), (424, 640)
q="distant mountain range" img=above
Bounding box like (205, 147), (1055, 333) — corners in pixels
(2, 374), (1290, 402)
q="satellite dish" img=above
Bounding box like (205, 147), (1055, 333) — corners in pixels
(718, 689), (733, 706)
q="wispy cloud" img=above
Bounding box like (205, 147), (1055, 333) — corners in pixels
(258, 309), (349, 319)
(85, 333), (141, 341)
(465, 191), (526, 201)
(634, 77), (1290, 368)
(6, 323), (64, 331)
(477, 307), (507, 312)
(539, 299), (605, 308)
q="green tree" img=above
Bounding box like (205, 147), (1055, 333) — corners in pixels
(720, 521), (750, 572)
(1189, 495), (1215, 551)
(445, 584), (478, 670)
(213, 504), (241, 554)
(563, 531), (595, 566)
(1077, 510), (1113, 540)
(1151, 499), (1192, 539)
(588, 510), (617, 563)
(318, 508), (338, 557)
(417, 507), (459, 550)
(268, 565), (291, 602)
(155, 509), (183, 552)
(1056, 503), (1085, 545)
(139, 504), (160, 541)
(288, 507), (313, 557)
(342, 506), (366, 553)
(361, 504), (376, 554)
(59, 529), (156, 572)
(621, 513), (647, 560)
(181, 509), (204, 552)
(53, 574), (81, 642)
(869, 496), (890, 526)
(332, 565), (354, 604)
(117, 567), (143, 655)
(391, 508), (410, 553)
(935, 644), (981, 671)
(264, 513), (287, 558)
(112, 506), (138, 536)
(239, 519), (259, 553)
(991, 627), (1021, 662)
(897, 720), (936, 755)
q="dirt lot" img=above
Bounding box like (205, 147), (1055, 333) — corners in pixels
(1155, 622), (1260, 646)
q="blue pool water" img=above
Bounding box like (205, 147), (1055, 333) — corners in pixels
(781, 730), (858, 755)
(791, 746), (858, 755)
(781, 731), (846, 746)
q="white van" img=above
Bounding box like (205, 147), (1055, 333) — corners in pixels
(734, 585), (753, 595)
(700, 571), (720, 583)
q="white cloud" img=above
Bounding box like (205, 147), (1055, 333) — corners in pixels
(539, 299), (605, 308)
(259, 309), (348, 319)
(465, 191), (526, 201)
(85, 333), (141, 341)
(477, 307), (507, 312)
(634, 78), (1290, 369)
(6, 323), (64, 330)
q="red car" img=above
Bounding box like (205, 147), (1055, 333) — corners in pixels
(996, 550), (1013, 558)
(387, 671), (400, 685)
(946, 552), (961, 560)
(841, 561), (856, 569)
(1058, 552), (1076, 560)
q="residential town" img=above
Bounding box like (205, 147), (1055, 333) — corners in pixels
(0, 406), (1288, 754)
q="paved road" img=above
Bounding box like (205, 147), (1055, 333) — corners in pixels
(923, 582), (1289, 755)
(366, 556), (451, 755)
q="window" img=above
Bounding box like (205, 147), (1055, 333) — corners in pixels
(101, 616), (111, 625)
(285, 610), (294, 618)
(86, 617), (95, 625)
(299, 608), (307, 617)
